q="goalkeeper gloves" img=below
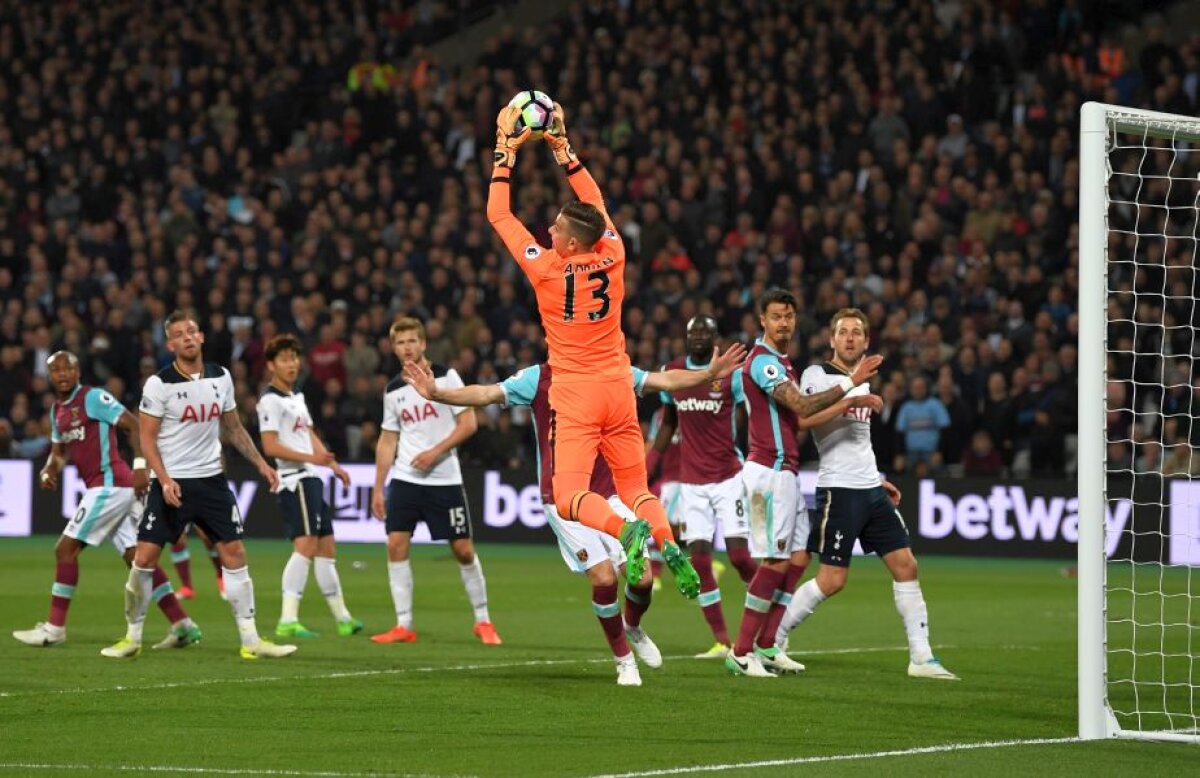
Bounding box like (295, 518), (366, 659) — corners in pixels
(544, 102), (578, 167)
(493, 105), (531, 170)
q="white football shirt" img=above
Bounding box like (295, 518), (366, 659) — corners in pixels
(139, 363), (236, 479)
(257, 387), (317, 491)
(800, 363), (881, 489)
(381, 365), (468, 486)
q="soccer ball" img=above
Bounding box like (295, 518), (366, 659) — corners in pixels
(508, 90), (555, 139)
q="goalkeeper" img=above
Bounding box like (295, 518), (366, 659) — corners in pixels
(487, 100), (700, 599)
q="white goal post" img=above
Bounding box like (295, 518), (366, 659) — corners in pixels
(1078, 101), (1200, 743)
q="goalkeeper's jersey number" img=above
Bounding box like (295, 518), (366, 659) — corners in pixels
(563, 269), (612, 322)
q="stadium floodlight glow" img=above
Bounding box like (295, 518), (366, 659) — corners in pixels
(1079, 101), (1200, 743)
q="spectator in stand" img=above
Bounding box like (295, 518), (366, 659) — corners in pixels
(895, 375), (951, 476)
(309, 324), (349, 389)
(935, 370), (974, 472)
(0, 0), (1193, 476)
(962, 430), (1006, 477)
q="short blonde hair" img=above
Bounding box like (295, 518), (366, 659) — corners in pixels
(389, 317), (426, 342)
(830, 307), (870, 338)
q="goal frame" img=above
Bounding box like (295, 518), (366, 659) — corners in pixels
(1078, 101), (1200, 743)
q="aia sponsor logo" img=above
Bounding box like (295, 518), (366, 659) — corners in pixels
(400, 403), (440, 425)
(180, 403), (223, 423)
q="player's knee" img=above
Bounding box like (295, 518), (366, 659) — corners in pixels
(293, 536), (318, 559)
(54, 536), (81, 562)
(816, 567), (847, 597)
(689, 539), (714, 555)
(132, 545), (162, 569)
(450, 539), (475, 565)
(386, 532), (411, 561)
(589, 563), (617, 588)
(554, 489), (590, 522)
(893, 557), (918, 582)
(218, 542), (247, 570)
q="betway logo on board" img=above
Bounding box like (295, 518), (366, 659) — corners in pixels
(917, 480), (1130, 557)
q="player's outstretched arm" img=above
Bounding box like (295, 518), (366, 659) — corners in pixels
(220, 410), (280, 491)
(773, 381), (849, 419)
(645, 344), (749, 394)
(487, 106), (540, 265)
(545, 102), (610, 224)
(115, 409), (149, 495)
(402, 360), (505, 407)
(776, 354), (884, 421)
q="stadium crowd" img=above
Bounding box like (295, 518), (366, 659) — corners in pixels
(0, 0), (1198, 480)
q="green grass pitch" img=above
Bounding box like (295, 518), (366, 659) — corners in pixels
(0, 537), (1195, 776)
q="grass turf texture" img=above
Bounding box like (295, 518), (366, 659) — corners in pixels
(0, 537), (1194, 776)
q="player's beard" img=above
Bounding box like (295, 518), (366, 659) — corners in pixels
(834, 347), (862, 370)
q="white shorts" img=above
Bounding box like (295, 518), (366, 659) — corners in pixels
(678, 472), (750, 544)
(660, 481), (682, 524)
(64, 486), (141, 552)
(545, 496), (630, 574)
(742, 461), (800, 560)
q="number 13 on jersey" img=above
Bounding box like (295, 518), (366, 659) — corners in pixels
(562, 268), (612, 322)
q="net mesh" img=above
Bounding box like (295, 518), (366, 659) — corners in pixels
(1103, 111), (1200, 736)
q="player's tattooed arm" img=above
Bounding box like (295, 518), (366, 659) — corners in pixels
(772, 381), (847, 419)
(221, 411), (280, 490)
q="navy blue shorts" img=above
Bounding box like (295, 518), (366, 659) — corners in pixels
(141, 475), (244, 546)
(385, 479), (473, 541)
(806, 486), (910, 567)
(276, 477), (334, 540)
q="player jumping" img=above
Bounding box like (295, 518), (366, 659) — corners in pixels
(402, 342), (746, 684)
(778, 308), (958, 680)
(257, 334), (364, 639)
(487, 101), (700, 598)
(13, 352), (200, 649)
(652, 316), (760, 658)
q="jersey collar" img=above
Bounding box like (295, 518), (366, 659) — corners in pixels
(172, 361), (200, 381)
(755, 337), (786, 357)
(685, 356), (711, 370)
(63, 384), (82, 404)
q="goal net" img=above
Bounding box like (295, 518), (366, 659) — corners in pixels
(1079, 102), (1200, 742)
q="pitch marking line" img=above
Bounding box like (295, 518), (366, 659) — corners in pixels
(0, 766), (464, 777)
(581, 737), (1082, 777)
(0, 644), (943, 700)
